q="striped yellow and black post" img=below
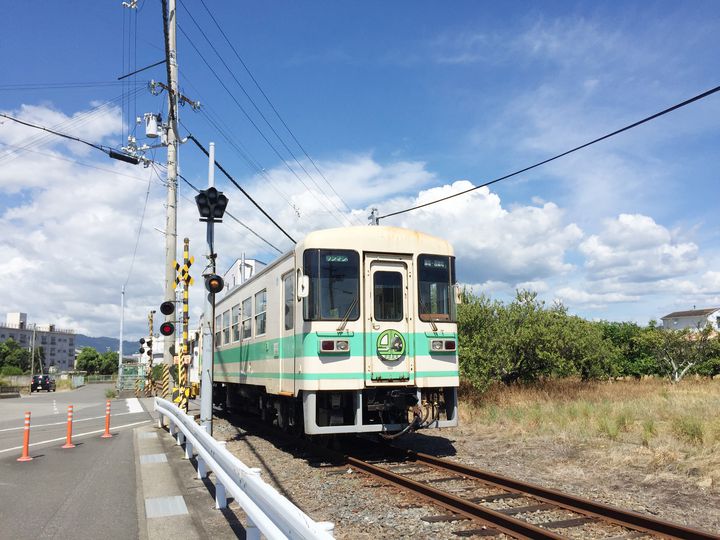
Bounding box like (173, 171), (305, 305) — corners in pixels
(161, 363), (170, 398)
(134, 377), (140, 398)
(174, 237), (194, 412)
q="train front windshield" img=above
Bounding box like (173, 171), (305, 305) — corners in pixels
(304, 249), (360, 321)
(418, 255), (456, 322)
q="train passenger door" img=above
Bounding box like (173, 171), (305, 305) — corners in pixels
(279, 272), (295, 394)
(364, 254), (414, 386)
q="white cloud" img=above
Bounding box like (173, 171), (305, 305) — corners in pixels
(392, 181), (582, 283)
(580, 214), (701, 281)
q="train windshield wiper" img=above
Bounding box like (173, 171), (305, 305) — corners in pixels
(336, 297), (358, 332)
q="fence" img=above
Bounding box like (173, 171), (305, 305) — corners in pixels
(85, 374), (116, 384)
(154, 397), (335, 540)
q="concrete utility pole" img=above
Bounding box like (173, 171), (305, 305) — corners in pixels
(200, 142), (216, 434)
(30, 323), (37, 379)
(163, 0), (180, 369)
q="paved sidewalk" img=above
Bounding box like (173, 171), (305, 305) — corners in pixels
(134, 398), (247, 540)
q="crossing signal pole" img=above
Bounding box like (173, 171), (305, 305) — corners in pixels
(197, 143), (229, 434)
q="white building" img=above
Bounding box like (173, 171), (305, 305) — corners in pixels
(222, 257), (266, 297)
(0, 312), (76, 371)
(661, 307), (720, 331)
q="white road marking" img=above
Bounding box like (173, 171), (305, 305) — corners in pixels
(0, 411), (138, 432)
(125, 398), (144, 414)
(53, 400), (58, 415)
(0, 420), (151, 454)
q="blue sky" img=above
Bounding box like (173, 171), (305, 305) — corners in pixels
(1, 1), (719, 338)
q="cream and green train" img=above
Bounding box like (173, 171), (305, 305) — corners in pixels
(212, 225), (459, 435)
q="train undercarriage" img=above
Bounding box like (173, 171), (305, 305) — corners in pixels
(213, 383), (458, 437)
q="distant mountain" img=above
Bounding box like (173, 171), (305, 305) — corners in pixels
(75, 334), (139, 356)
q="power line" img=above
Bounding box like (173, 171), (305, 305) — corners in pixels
(0, 142), (158, 184)
(0, 89), (143, 165)
(195, 0), (358, 220)
(183, 112), (299, 215)
(0, 111), (145, 165)
(177, 172), (283, 254)
(0, 81), (145, 91)
(378, 83), (720, 221)
(179, 1), (355, 226)
(176, 20), (351, 227)
(187, 134), (296, 244)
(124, 167), (156, 288)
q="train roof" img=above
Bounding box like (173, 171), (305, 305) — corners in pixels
(298, 226), (454, 255)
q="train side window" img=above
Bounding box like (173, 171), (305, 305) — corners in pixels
(231, 304), (240, 342)
(255, 289), (267, 336)
(222, 310), (231, 344)
(283, 273), (294, 330)
(214, 314), (222, 345)
(241, 297), (252, 339)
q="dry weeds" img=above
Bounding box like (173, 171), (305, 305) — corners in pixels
(459, 378), (720, 489)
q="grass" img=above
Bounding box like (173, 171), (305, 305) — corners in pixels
(459, 378), (720, 483)
(105, 388), (117, 399)
(56, 379), (74, 391)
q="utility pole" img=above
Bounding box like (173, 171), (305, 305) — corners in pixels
(162, 0), (180, 369)
(30, 323), (37, 379)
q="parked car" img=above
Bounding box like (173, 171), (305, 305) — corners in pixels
(31, 374), (56, 392)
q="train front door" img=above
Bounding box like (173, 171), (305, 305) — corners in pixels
(364, 254), (415, 386)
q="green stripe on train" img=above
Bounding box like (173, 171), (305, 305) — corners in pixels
(213, 370), (458, 381)
(214, 332), (457, 364)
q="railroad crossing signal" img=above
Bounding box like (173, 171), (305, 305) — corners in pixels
(173, 256), (195, 290)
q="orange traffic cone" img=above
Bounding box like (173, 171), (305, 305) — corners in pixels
(101, 400), (112, 438)
(61, 405), (75, 449)
(17, 412), (32, 462)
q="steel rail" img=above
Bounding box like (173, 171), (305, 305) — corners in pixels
(346, 455), (565, 539)
(409, 451), (719, 540)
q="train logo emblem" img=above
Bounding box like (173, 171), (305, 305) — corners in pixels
(376, 329), (406, 361)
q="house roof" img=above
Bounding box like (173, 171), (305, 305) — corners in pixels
(661, 307), (720, 319)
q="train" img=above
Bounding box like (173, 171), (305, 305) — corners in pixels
(209, 225), (460, 436)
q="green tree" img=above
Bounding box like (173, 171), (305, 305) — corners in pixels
(0, 339), (31, 373)
(75, 347), (101, 374)
(99, 351), (119, 375)
(596, 321), (656, 377)
(640, 324), (719, 382)
(458, 290), (619, 392)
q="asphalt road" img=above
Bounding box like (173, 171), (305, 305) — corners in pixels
(0, 384), (152, 539)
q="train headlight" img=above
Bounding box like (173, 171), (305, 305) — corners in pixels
(431, 340), (443, 351)
(444, 340), (456, 351)
(319, 339), (351, 354)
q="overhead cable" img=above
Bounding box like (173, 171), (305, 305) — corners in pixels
(177, 172), (283, 254)
(176, 22), (351, 227)
(124, 167), (156, 288)
(378, 83), (720, 221)
(179, 1), (355, 226)
(0, 112), (143, 164)
(196, 0), (358, 219)
(187, 135), (296, 244)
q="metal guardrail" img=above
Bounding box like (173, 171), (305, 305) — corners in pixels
(154, 397), (335, 540)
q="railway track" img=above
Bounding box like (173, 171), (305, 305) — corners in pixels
(345, 446), (718, 539)
(215, 410), (717, 539)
